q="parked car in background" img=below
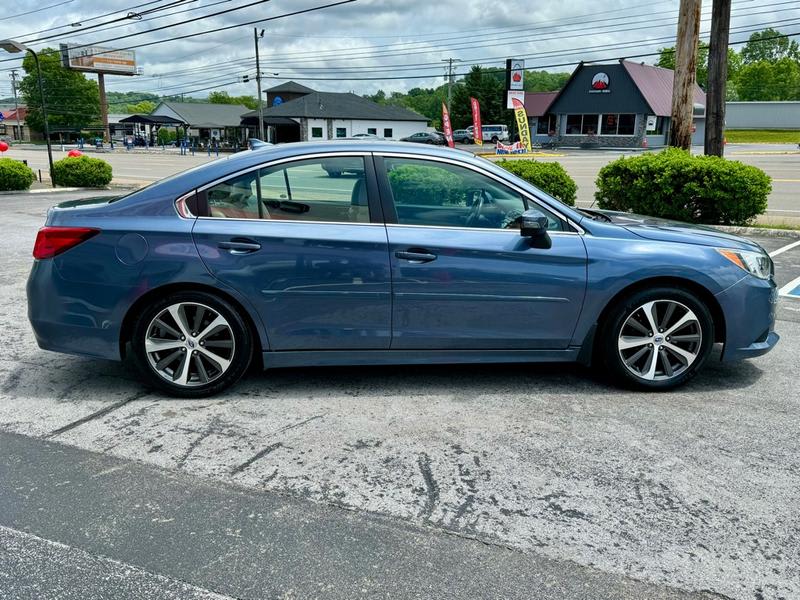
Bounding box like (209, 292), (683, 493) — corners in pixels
(27, 140), (779, 397)
(350, 133), (384, 140)
(452, 129), (474, 144)
(400, 131), (445, 145)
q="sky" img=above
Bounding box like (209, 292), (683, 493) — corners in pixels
(0, 0), (798, 101)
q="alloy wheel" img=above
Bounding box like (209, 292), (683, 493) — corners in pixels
(617, 300), (702, 382)
(145, 302), (235, 387)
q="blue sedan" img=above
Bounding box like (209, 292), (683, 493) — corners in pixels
(27, 141), (779, 397)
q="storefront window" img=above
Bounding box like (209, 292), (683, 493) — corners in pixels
(311, 127), (323, 138)
(536, 114), (557, 135)
(596, 114), (636, 136)
(565, 114), (583, 135)
(384, 128), (393, 138)
(336, 127), (347, 138)
(601, 114), (618, 135)
(581, 114), (598, 135)
(618, 114), (636, 135)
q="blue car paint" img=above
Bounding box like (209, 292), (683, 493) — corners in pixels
(27, 141), (779, 370)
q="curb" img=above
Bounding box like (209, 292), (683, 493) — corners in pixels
(712, 225), (800, 239)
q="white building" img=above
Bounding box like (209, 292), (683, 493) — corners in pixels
(241, 81), (429, 143)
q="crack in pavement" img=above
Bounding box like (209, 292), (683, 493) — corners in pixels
(228, 414), (325, 475)
(45, 391), (150, 439)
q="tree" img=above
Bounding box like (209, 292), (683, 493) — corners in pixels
(125, 100), (156, 114)
(523, 70), (570, 92)
(18, 48), (100, 135)
(741, 28), (800, 64)
(450, 66), (506, 129)
(735, 58), (800, 101)
(208, 91), (258, 110)
(657, 43), (710, 88)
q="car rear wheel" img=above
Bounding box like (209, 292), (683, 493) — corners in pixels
(598, 287), (714, 390)
(491, 136), (499, 144)
(132, 291), (253, 397)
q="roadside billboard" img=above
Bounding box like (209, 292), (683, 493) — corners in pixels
(506, 58), (525, 91)
(60, 44), (137, 76)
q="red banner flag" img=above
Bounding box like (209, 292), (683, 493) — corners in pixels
(441, 102), (455, 148)
(470, 97), (483, 146)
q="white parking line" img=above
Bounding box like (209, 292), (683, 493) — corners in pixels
(779, 275), (800, 298)
(769, 239), (800, 258)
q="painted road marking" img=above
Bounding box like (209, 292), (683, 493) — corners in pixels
(769, 239), (800, 258)
(779, 274), (800, 298)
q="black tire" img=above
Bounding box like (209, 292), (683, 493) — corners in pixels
(491, 136), (499, 144)
(597, 287), (714, 391)
(131, 291), (253, 398)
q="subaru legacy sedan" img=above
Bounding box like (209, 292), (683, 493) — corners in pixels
(27, 141), (779, 397)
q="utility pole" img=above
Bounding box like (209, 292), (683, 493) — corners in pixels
(704, 0), (731, 157)
(254, 28), (265, 141)
(669, 0), (702, 149)
(9, 70), (21, 142)
(442, 58), (460, 114)
(98, 73), (110, 143)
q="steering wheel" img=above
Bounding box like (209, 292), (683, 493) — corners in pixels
(466, 189), (490, 227)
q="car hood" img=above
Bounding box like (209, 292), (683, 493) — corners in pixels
(585, 209), (763, 252)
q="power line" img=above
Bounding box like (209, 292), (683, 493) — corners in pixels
(0, 0), (76, 21)
(17, 0), (175, 38)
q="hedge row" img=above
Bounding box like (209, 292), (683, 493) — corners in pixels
(594, 148), (770, 225)
(0, 158), (35, 191)
(52, 156), (113, 187)
(497, 160), (577, 206)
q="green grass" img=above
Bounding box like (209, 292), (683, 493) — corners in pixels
(749, 222), (800, 231)
(725, 129), (800, 144)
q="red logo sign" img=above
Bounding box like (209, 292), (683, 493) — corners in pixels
(591, 72), (610, 90)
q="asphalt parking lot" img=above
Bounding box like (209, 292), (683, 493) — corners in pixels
(1, 191), (799, 599)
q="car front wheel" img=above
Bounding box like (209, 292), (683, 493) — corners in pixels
(598, 287), (714, 390)
(132, 291), (253, 397)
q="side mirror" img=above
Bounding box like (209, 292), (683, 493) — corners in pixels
(520, 209), (550, 238)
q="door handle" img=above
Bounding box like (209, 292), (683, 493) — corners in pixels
(395, 250), (437, 263)
(218, 240), (261, 254)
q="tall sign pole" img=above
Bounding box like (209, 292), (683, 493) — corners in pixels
(254, 28), (266, 141)
(669, 0), (703, 149)
(704, 0), (731, 157)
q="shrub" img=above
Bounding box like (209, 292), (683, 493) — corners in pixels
(497, 160), (577, 206)
(387, 163), (468, 206)
(52, 155), (113, 187)
(0, 158), (36, 191)
(595, 148), (771, 225)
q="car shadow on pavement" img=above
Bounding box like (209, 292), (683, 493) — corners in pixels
(1, 347), (765, 401)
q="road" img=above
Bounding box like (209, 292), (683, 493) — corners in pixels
(7, 142), (800, 224)
(2, 191), (799, 599)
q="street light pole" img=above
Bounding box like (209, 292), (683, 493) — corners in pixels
(0, 40), (55, 187)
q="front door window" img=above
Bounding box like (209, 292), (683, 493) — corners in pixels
(383, 157), (539, 230)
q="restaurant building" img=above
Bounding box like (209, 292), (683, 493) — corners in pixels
(526, 60), (706, 148)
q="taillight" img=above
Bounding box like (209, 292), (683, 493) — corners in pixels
(33, 226), (100, 259)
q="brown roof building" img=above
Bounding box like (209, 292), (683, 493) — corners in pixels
(525, 60), (706, 148)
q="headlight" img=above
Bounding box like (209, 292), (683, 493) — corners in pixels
(717, 248), (772, 279)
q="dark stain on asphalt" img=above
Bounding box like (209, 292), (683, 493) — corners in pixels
(417, 452), (439, 521)
(0, 367), (23, 394)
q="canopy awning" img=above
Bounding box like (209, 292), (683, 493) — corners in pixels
(119, 114), (186, 126)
